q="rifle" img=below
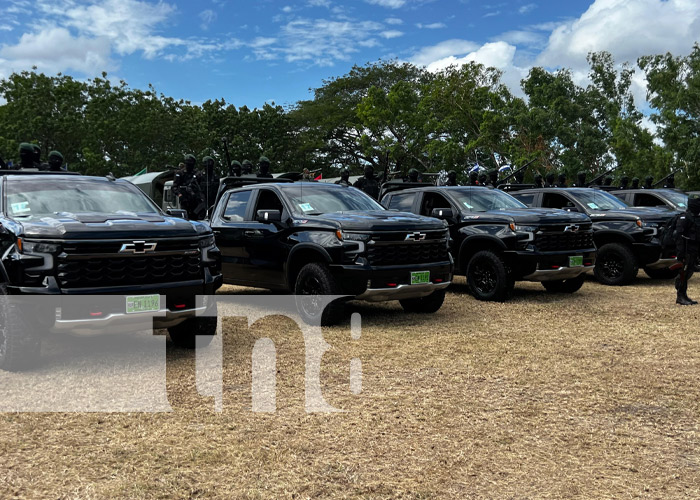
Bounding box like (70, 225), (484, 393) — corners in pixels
(653, 167), (682, 188)
(586, 165), (619, 187)
(221, 136), (232, 169)
(498, 158), (537, 185)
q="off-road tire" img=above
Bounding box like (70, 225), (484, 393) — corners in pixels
(0, 283), (41, 371)
(168, 311), (217, 349)
(466, 250), (514, 302)
(294, 263), (345, 326)
(594, 242), (638, 286)
(541, 275), (585, 293)
(399, 290), (446, 314)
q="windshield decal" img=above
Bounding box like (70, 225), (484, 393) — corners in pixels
(299, 203), (315, 212)
(587, 202), (599, 209)
(11, 202), (30, 214)
(462, 201), (474, 209)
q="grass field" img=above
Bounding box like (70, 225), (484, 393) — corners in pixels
(2, 275), (700, 499)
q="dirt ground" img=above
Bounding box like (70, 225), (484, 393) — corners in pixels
(2, 275), (700, 499)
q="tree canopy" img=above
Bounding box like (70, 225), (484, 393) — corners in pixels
(1, 47), (698, 188)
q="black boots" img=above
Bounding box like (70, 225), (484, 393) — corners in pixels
(677, 291), (697, 305)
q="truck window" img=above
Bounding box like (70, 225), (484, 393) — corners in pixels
(542, 192), (577, 210)
(634, 193), (665, 207)
(224, 190), (251, 221)
(251, 189), (284, 219)
(387, 193), (416, 212)
(512, 193), (534, 207)
(420, 192), (452, 216)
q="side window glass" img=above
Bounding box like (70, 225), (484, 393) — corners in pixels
(420, 193), (452, 216)
(388, 193), (416, 212)
(513, 193), (534, 206)
(224, 190), (251, 221)
(543, 193), (576, 210)
(251, 190), (284, 220)
(635, 193), (664, 207)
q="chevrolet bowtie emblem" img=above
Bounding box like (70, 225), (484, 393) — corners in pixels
(405, 232), (426, 241)
(119, 241), (158, 254)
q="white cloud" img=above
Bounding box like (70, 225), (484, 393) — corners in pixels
(493, 29), (545, 47)
(385, 17), (404, 25)
(365, 0), (406, 8)
(381, 30), (404, 39)
(483, 11), (501, 18)
(308, 0), (331, 6)
(254, 18), (386, 66)
(199, 9), (217, 31)
(411, 39), (480, 66)
(0, 27), (113, 74)
(417, 22), (446, 29)
(537, 0), (700, 70)
(519, 3), (537, 14)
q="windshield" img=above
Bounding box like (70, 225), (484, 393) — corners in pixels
(5, 178), (159, 218)
(661, 190), (688, 208)
(569, 189), (629, 211)
(279, 185), (385, 214)
(450, 188), (527, 212)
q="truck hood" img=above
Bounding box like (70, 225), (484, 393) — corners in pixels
(460, 208), (591, 225)
(15, 212), (210, 239)
(586, 207), (674, 224)
(301, 211), (446, 232)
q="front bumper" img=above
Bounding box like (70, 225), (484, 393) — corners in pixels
(507, 248), (597, 282)
(356, 281), (451, 302)
(523, 265), (594, 281)
(329, 259), (453, 301)
(645, 258), (679, 270)
(51, 302), (208, 335)
(631, 241), (663, 266)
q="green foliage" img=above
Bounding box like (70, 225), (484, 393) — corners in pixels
(1, 47), (699, 188)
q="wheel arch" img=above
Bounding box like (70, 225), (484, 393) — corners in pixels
(286, 244), (333, 290)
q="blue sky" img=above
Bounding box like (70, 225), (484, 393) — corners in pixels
(0, 0), (698, 109)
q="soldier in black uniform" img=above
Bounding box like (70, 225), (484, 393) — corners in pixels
(631, 177), (640, 189)
(468, 170), (478, 186)
(17, 143), (35, 169)
(534, 174), (544, 188)
(201, 156), (220, 213)
(675, 197), (700, 305)
(241, 159), (253, 175)
(446, 170), (458, 186)
(619, 176), (629, 190)
(556, 173), (567, 188)
(335, 169), (351, 186)
(229, 160), (242, 177)
(353, 165), (380, 199)
(257, 156), (273, 178)
(173, 154), (205, 220)
(407, 168), (420, 183)
(545, 172), (555, 187)
(32, 144), (42, 169)
(47, 151), (66, 171)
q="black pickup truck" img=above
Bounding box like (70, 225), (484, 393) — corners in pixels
(0, 171), (223, 370)
(381, 186), (596, 301)
(509, 187), (677, 284)
(612, 188), (688, 212)
(209, 181), (453, 325)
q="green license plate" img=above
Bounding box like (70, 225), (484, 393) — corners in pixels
(126, 294), (161, 314)
(569, 256), (583, 267)
(410, 271), (430, 285)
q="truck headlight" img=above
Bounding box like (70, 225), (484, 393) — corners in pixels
(338, 231), (372, 242)
(514, 225), (538, 233)
(198, 235), (216, 248)
(19, 239), (61, 254)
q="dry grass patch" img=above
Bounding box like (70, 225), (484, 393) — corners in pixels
(2, 276), (700, 498)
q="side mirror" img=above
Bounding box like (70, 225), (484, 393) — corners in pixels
(256, 209), (281, 223)
(166, 208), (187, 219)
(431, 208), (453, 219)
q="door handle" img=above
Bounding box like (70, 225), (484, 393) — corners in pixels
(244, 230), (262, 237)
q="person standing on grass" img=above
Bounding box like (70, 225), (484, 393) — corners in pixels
(675, 196), (700, 305)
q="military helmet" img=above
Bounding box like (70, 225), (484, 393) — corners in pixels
(48, 150), (63, 161)
(259, 156), (270, 165)
(231, 160), (242, 168)
(184, 154), (196, 164)
(242, 159), (253, 167)
(19, 143), (34, 154)
(202, 156), (214, 164)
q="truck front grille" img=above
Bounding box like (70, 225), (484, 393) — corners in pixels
(57, 254), (202, 288)
(534, 230), (595, 252)
(367, 241), (449, 266)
